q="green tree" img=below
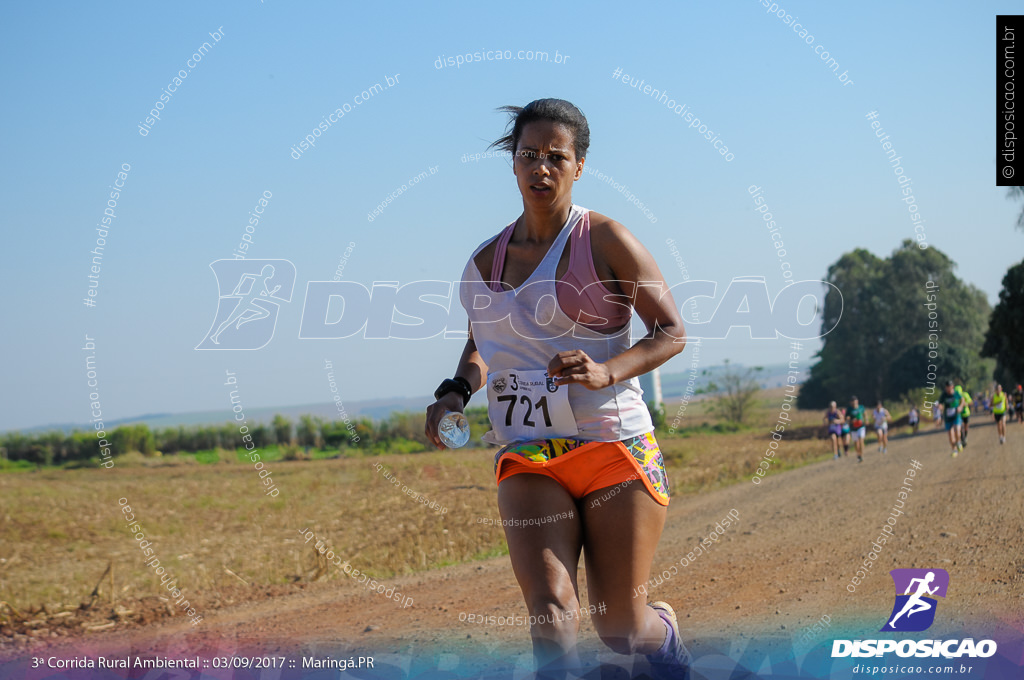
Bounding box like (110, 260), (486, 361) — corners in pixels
(272, 414), (293, 446)
(135, 424), (156, 455)
(1, 432), (32, 462)
(250, 423), (272, 449)
(799, 241), (991, 408)
(107, 424), (156, 455)
(110, 427), (132, 455)
(351, 419), (375, 448)
(321, 420), (352, 449)
(645, 400), (666, 430)
(705, 359), (762, 425)
(1005, 186), (1024, 231)
(982, 259), (1024, 384)
(27, 443), (54, 466)
(297, 415), (322, 448)
(885, 344), (973, 400)
(798, 248), (884, 406)
(380, 411), (430, 448)
(71, 431), (97, 461)
(39, 431), (68, 463)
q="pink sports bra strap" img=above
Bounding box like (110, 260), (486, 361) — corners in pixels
(489, 221), (516, 292)
(480, 208), (630, 331)
(492, 212), (594, 288)
(567, 210), (590, 275)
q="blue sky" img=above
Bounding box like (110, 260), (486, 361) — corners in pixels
(2, 1), (1020, 432)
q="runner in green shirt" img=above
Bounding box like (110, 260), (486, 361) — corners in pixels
(956, 385), (974, 447)
(846, 396), (868, 463)
(992, 383), (1008, 445)
(937, 381), (964, 457)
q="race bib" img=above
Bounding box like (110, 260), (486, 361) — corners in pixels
(945, 406), (957, 418)
(486, 368), (578, 442)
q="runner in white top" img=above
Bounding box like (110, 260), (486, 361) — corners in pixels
(424, 99), (690, 679)
(873, 402), (891, 453)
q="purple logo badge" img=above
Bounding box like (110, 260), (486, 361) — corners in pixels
(881, 568), (949, 632)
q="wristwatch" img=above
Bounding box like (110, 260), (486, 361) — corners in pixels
(434, 377), (472, 407)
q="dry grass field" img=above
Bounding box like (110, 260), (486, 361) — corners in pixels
(0, 389), (912, 641)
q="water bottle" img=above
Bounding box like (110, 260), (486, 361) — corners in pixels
(438, 411), (470, 448)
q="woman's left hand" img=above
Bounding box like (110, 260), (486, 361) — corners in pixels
(547, 350), (613, 391)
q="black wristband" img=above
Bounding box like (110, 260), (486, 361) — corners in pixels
(434, 378), (471, 407)
(452, 376), (472, 398)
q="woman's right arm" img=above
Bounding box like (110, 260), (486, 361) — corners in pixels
(424, 322), (488, 449)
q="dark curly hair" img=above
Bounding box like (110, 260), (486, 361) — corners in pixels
(489, 98), (590, 161)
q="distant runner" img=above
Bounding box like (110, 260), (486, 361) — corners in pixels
(873, 401), (891, 453)
(937, 381), (965, 457)
(992, 384), (1009, 445)
(824, 401), (844, 459)
(846, 396), (867, 463)
(956, 385), (974, 447)
(841, 407), (851, 457)
(1014, 385), (1024, 424)
(908, 406), (920, 435)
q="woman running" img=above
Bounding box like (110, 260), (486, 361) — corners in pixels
(873, 401), (891, 453)
(847, 396), (867, 463)
(908, 406), (920, 435)
(840, 407), (851, 455)
(992, 384), (1008, 444)
(956, 385), (974, 447)
(824, 401), (844, 459)
(938, 381), (965, 457)
(425, 99), (690, 679)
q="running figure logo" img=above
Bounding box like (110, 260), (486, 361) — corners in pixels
(196, 260), (296, 350)
(880, 568), (949, 632)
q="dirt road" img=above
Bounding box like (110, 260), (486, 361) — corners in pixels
(6, 420), (1023, 676)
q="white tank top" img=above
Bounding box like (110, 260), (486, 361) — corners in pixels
(459, 204), (654, 445)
